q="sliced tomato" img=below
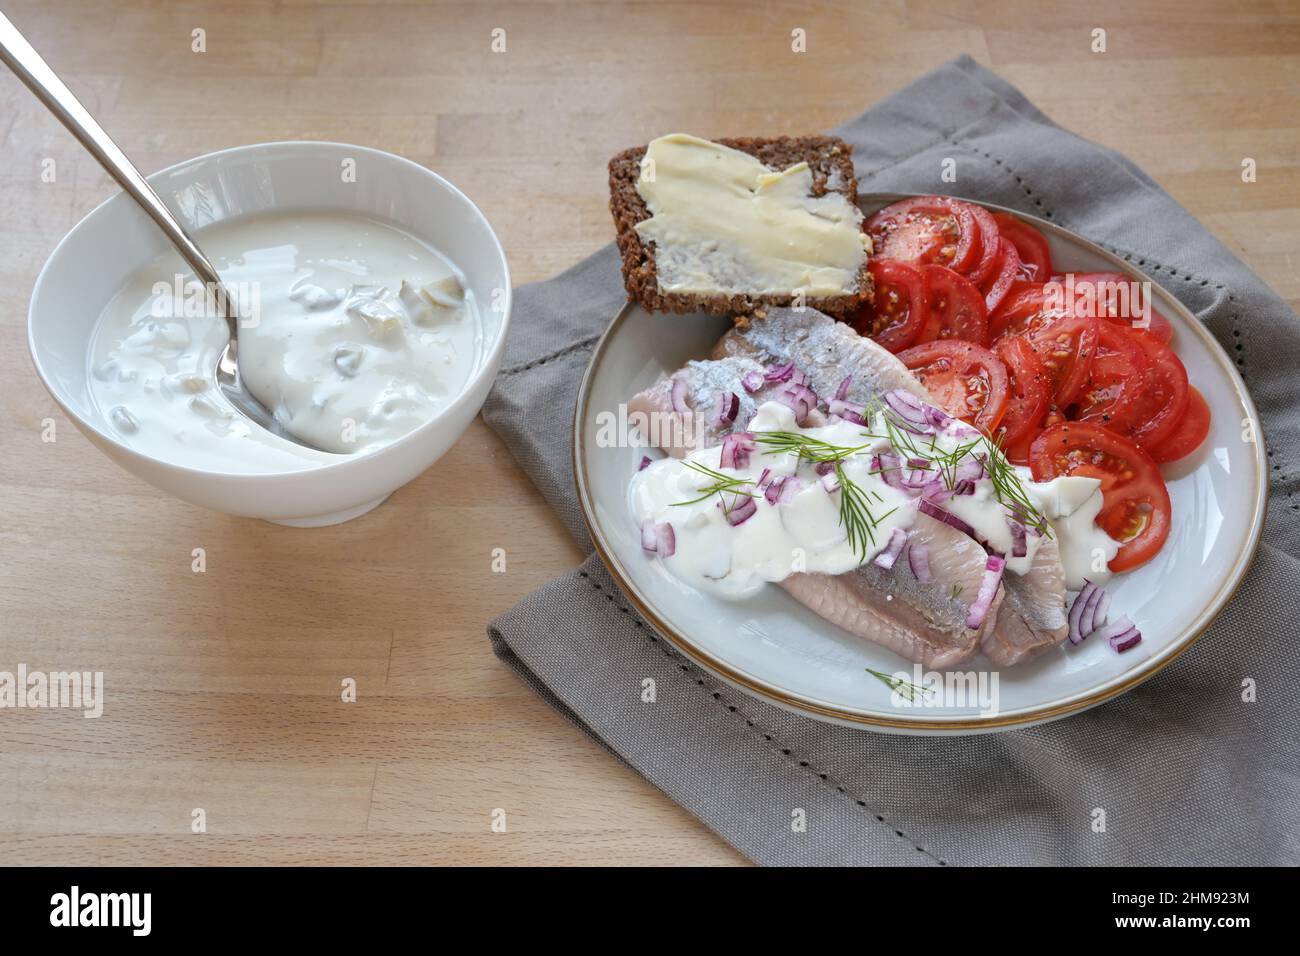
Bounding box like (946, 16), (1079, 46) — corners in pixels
(1067, 323), (1150, 434)
(980, 237), (1021, 314)
(993, 336), (1051, 448)
(846, 259), (929, 353)
(1028, 422), (1171, 572)
(962, 202), (1002, 288)
(1148, 386), (1210, 463)
(865, 197), (981, 274)
(992, 212), (1053, 282)
(897, 339), (1010, 433)
(1018, 312), (1100, 408)
(916, 265), (988, 345)
(989, 281), (1077, 342)
(1053, 272), (1173, 344)
(1124, 329), (1190, 448)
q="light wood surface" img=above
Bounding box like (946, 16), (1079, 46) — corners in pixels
(1, 0), (1296, 867)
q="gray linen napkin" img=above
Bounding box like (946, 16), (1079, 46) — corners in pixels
(484, 56), (1300, 866)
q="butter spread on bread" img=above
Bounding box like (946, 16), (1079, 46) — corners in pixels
(633, 133), (870, 298)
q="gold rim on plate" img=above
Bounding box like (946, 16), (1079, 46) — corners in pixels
(572, 197), (1269, 732)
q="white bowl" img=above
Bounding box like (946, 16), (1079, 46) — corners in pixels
(28, 142), (511, 526)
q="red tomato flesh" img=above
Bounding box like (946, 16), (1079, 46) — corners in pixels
(1029, 422), (1171, 573)
(980, 237), (1021, 314)
(865, 197), (981, 274)
(897, 339), (1010, 433)
(846, 259), (929, 353)
(992, 213), (1053, 283)
(1067, 323), (1151, 434)
(917, 265), (989, 345)
(1149, 386), (1211, 464)
(994, 336), (1052, 449)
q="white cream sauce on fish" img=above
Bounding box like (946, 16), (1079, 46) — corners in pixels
(632, 400), (1119, 599)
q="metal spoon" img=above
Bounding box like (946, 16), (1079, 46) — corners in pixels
(0, 10), (319, 450)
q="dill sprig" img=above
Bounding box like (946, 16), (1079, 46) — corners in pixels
(753, 431), (893, 558)
(866, 668), (934, 702)
(751, 431), (873, 464)
(671, 460), (756, 509)
(871, 397), (1052, 537)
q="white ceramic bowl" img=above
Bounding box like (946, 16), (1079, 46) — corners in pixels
(28, 142), (511, 526)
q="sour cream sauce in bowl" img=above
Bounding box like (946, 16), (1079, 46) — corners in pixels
(89, 210), (482, 473)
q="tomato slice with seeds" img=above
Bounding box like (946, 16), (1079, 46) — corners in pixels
(989, 281), (1078, 342)
(916, 265), (989, 345)
(1148, 386), (1210, 463)
(1028, 422), (1171, 573)
(1124, 329), (1190, 448)
(865, 197), (981, 274)
(1018, 312), (1100, 408)
(1053, 272), (1174, 345)
(980, 237), (1021, 314)
(962, 202), (1002, 288)
(1067, 323), (1150, 434)
(846, 259), (929, 353)
(992, 213), (1053, 283)
(993, 336), (1051, 448)
(897, 339), (1009, 433)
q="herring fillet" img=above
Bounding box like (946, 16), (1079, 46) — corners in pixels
(628, 307), (1071, 668)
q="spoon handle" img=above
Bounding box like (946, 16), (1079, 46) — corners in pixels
(0, 10), (238, 336)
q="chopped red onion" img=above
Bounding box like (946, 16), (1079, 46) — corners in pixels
(828, 398), (868, 425)
(919, 498), (976, 540)
(777, 383), (818, 426)
(764, 477), (785, 505)
(641, 520), (676, 557)
(720, 431), (756, 470)
(883, 389), (932, 432)
(965, 554), (1005, 629)
(670, 377), (690, 413)
(834, 376), (853, 401)
(764, 362), (795, 384)
(902, 467), (933, 490)
(1109, 627), (1142, 653)
(955, 458), (986, 482)
(638, 455), (652, 471)
(908, 542), (933, 583)
(755, 468), (772, 491)
(741, 370), (764, 393)
(1091, 614), (1140, 652)
(1008, 519), (1027, 557)
(873, 452), (907, 491)
(820, 470), (840, 493)
(952, 479), (976, 496)
(1067, 580), (1111, 645)
(769, 475), (802, 505)
(714, 391), (739, 426)
(718, 492), (757, 526)
(872, 528), (908, 570)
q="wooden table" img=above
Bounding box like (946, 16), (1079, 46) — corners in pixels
(1, 0), (1296, 866)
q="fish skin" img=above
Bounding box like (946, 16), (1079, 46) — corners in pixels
(711, 307), (928, 404)
(627, 307), (1070, 668)
(983, 536), (1070, 666)
(780, 511), (1005, 668)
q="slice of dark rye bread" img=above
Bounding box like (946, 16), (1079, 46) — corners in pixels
(608, 135), (872, 318)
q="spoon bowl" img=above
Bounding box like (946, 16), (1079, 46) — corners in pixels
(0, 9), (318, 451)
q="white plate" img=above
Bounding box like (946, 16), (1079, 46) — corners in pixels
(575, 196), (1267, 734)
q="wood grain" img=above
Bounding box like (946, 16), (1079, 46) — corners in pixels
(1, 0), (1296, 866)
